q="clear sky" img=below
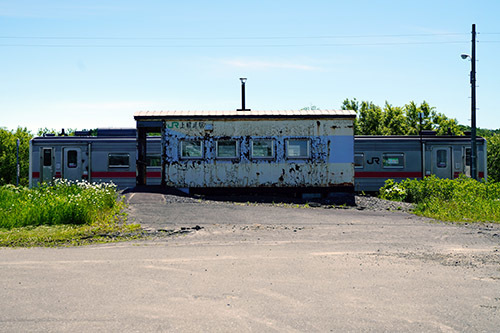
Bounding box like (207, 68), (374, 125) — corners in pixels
(1, 0), (499, 133)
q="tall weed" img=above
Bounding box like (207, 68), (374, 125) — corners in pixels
(380, 175), (500, 223)
(0, 180), (123, 229)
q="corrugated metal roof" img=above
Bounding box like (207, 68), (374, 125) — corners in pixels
(134, 109), (356, 120)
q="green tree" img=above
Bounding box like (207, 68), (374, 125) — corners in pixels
(487, 134), (500, 182)
(358, 101), (383, 135)
(381, 102), (407, 135)
(342, 98), (464, 136)
(341, 98), (360, 134)
(403, 101), (434, 135)
(300, 105), (321, 111)
(432, 112), (463, 135)
(0, 127), (33, 186)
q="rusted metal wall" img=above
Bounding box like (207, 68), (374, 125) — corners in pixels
(162, 117), (354, 188)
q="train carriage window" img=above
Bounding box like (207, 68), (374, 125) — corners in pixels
(354, 153), (364, 168)
(382, 153), (404, 168)
(146, 154), (161, 167)
(436, 149), (447, 168)
(43, 149), (52, 166)
(67, 150), (78, 168)
(216, 140), (238, 159)
(251, 139), (275, 159)
(108, 153), (130, 168)
(286, 139), (310, 159)
(180, 140), (203, 159)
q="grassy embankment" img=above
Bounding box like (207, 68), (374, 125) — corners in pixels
(379, 175), (500, 223)
(0, 180), (140, 247)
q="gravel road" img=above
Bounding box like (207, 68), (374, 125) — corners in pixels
(1, 190), (499, 332)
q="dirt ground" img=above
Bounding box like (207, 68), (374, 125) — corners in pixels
(1, 191), (499, 332)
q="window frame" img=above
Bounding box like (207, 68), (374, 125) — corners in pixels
(215, 139), (239, 160)
(180, 139), (204, 160)
(354, 152), (365, 169)
(436, 149), (448, 168)
(250, 138), (275, 160)
(285, 138), (311, 159)
(67, 150), (78, 169)
(108, 153), (130, 168)
(43, 148), (52, 167)
(382, 153), (405, 169)
(146, 154), (162, 167)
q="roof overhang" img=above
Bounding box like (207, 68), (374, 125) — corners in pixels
(134, 110), (356, 121)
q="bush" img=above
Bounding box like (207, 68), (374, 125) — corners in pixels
(0, 180), (123, 229)
(379, 175), (500, 223)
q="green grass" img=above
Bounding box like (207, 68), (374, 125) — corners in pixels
(0, 180), (140, 247)
(379, 175), (500, 223)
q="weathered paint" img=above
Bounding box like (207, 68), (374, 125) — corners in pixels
(161, 118), (355, 188)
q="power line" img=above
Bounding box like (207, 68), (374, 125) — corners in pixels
(0, 32), (469, 41)
(0, 41), (471, 48)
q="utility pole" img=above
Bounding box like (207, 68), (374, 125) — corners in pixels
(419, 112), (424, 179)
(16, 139), (20, 186)
(470, 23), (477, 180)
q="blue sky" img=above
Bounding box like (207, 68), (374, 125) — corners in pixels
(1, 0), (499, 132)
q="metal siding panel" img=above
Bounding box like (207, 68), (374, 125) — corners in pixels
(162, 118), (354, 188)
(329, 136), (354, 163)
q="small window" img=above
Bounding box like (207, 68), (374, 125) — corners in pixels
(108, 153), (130, 168)
(43, 149), (52, 167)
(382, 153), (404, 168)
(251, 139), (275, 159)
(146, 154), (161, 167)
(354, 153), (364, 168)
(286, 139), (310, 159)
(465, 148), (471, 166)
(180, 140), (203, 159)
(436, 149), (447, 168)
(67, 150), (78, 168)
(216, 140), (238, 159)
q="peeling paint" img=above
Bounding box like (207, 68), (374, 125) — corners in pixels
(162, 118), (354, 188)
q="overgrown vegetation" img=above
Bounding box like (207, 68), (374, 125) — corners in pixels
(0, 127), (32, 186)
(379, 175), (500, 223)
(341, 98), (463, 136)
(0, 180), (140, 247)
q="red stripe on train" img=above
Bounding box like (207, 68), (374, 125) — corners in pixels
(146, 171), (161, 178)
(91, 171), (136, 178)
(355, 171), (422, 178)
(32, 171), (161, 179)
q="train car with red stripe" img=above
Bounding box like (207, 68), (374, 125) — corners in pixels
(29, 129), (487, 193)
(354, 134), (487, 191)
(29, 129), (162, 188)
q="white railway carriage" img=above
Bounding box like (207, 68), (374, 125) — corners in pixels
(354, 134), (487, 191)
(29, 129), (162, 188)
(134, 110), (356, 196)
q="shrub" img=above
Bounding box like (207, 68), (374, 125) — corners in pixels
(0, 180), (123, 229)
(379, 175), (500, 223)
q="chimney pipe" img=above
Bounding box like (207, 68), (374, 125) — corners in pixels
(237, 78), (250, 111)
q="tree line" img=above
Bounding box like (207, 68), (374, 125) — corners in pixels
(1, 99), (500, 185)
(340, 98), (463, 136)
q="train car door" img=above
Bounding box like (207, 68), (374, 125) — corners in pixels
(41, 147), (55, 183)
(63, 148), (82, 181)
(431, 146), (452, 178)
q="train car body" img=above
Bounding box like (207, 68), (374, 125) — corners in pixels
(134, 110), (356, 195)
(29, 125), (487, 194)
(354, 135), (487, 191)
(29, 129), (162, 188)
